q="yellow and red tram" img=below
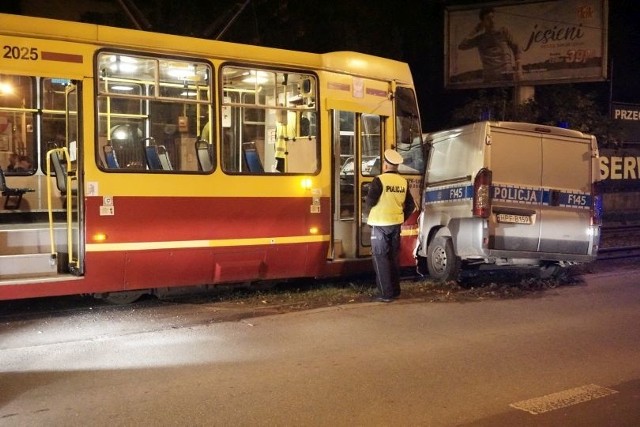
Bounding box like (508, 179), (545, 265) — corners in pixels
(0, 13), (424, 302)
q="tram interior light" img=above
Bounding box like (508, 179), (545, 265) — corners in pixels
(110, 124), (141, 143)
(109, 62), (137, 74)
(167, 66), (196, 80)
(0, 82), (14, 95)
(108, 55), (138, 74)
(242, 71), (269, 84)
(111, 126), (131, 141)
(111, 85), (134, 91)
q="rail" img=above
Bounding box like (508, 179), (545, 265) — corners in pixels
(600, 225), (640, 234)
(46, 147), (76, 269)
(597, 246), (640, 260)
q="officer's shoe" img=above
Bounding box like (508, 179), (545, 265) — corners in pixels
(375, 297), (394, 303)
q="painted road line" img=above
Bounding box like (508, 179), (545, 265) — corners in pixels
(509, 384), (618, 415)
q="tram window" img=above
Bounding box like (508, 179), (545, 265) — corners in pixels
(0, 74), (36, 175)
(361, 114), (382, 177)
(96, 52), (213, 173)
(221, 65), (318, 174)
(41, 78), (73, 174)
(97, 86), (144, 115)
(394, 87), (424, 174)
(158, 62), (210, 102)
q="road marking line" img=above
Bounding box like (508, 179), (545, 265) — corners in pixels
(509, 384), (618, 415)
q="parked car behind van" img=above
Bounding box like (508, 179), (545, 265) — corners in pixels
(416, 121), (601, 281)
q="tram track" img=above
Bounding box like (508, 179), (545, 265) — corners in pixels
(600, 224), (640, 237)
(599, 223), (640, 260)
(597, 245), (640, 260)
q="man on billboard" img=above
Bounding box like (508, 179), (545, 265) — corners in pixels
(458, 7), (521, 83)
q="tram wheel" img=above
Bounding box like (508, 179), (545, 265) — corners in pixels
(98, 290), (146, 305)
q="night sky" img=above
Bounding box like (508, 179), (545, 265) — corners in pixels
(605, 1), (640, 103)
(1, 0), (638, 132)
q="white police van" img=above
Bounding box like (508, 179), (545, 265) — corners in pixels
(417, 121), (601, 281)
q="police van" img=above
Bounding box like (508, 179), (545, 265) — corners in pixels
(416, 121), (601, 281)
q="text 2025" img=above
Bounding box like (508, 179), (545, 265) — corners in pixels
(3, 45), (39, 60)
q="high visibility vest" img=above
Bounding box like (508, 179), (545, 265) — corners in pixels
(275, 136), (286, 159)
(368, 173), (408, 226)
(200, 122), (210, 142)
(275, 123), (287, 159)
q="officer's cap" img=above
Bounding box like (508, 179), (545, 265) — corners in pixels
(384, 149), (403, 165)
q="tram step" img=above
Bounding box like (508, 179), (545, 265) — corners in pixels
(0, 225), (68, 255)
(0, 253), (58, 278)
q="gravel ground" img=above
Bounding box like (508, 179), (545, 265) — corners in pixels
(2, 230), (637, 323)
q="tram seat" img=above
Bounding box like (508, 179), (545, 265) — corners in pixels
(243, 142), (264, 173)
(103, 143), (120, 168)
(157, 145), (173, 171)
(50, 149), (74, 196)
(195, 139), (213, 172)
(144, 145), (163, 170)
(0, 167), (34, 210)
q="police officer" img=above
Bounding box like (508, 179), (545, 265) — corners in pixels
(366, 149), (415, 302)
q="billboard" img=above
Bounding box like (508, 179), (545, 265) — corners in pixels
(611, 102), (640, 144)
(598, 149), (640, 194)
(445, 0), (608, 89)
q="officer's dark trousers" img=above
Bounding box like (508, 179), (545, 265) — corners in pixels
(371, 225), (401, 299)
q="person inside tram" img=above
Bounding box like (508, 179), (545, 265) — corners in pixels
(14, 155), (32, 173)
(6, 152), (18, 172)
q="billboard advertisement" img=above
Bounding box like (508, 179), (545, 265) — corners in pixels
(611, 102), (640, 144)
(445, 0), (608, 89)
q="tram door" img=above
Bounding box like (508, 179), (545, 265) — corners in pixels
(331, 110), (383, 259)
(65, 83), (83, 274)
(49, 82), (83, 275)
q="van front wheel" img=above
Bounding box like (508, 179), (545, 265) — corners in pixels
(427, 236), (460, 282)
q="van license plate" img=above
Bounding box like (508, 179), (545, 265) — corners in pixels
(497, 214), (531, 224)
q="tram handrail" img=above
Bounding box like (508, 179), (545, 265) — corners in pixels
(46, 147), (75, 268)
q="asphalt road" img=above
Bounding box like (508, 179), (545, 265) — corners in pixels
(1, 267), (640, 426)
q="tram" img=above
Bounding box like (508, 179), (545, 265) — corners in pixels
(0, 13), (424, 302)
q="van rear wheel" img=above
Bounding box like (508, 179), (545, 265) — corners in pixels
(539, 264), (559, 279)
(427, 236), (460, 282)
(539, 264), (569, 281)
